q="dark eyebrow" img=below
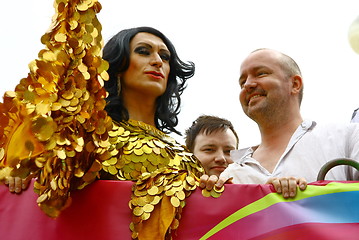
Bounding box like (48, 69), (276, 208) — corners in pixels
(135, 42), (152, 48)
(200, 144), (216, 148)
(224, 145), (236, 149)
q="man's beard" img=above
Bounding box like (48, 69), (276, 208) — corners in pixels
(244, 97), (288, 125)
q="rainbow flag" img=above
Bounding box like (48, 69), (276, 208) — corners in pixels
(182, 181), (359, 240)
(0, 181), (358, 239)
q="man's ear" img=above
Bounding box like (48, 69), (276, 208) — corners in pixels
(291, 75), (303, 95)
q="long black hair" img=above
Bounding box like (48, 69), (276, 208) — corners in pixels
(103, 26), (194, 135)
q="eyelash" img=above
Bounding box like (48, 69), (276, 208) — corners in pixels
(134, 47), (150, 55)
(134, 47), (170, 61)
(160, 53), (170, 61)
(257, 71), (269, 77)
(239, 70), (269, 88)
(225, 151), (233, 156)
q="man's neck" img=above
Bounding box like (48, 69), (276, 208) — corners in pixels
(252, 117), (303, 173)
(260, 118), (302, 146)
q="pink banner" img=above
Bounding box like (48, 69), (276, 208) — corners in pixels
(1, 180), (359, 239)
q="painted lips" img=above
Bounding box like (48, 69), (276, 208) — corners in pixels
(146, 71), (164, 79)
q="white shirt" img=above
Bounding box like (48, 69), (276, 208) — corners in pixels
(351, 108), (359, 123)
(221, 120), (359, 183)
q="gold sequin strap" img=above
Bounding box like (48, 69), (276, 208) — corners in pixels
(0, 0), (111, 217)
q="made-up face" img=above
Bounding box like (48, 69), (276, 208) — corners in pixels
(193, 129), (237, 176)
(120, 32), (171, 100)
(238, 49), (293, 121)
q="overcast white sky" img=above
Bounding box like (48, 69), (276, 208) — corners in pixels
(1, 0), (359, 147)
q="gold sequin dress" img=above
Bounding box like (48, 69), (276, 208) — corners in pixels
(0, 0), (204, 239)
(102, 119), (204, 239)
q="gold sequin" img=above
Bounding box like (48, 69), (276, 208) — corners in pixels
(170, 196), (181, 207)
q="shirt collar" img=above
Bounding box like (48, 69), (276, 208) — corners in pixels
(230, 119), (316, 163)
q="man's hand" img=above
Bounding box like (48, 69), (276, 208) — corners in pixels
(266, 177), (307, 198)
(199, 174), (232, 190)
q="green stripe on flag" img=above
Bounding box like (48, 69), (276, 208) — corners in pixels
(200, 182), (359, 239)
